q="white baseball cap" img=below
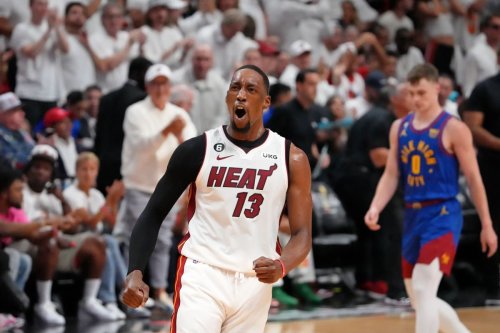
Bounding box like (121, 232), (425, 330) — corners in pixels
(145, 64), (173, 83)
(31, 144), (59, 163)
(289, 40), (312, 57)
(165, 0), (187, 10)
(0, 92), (23, 113)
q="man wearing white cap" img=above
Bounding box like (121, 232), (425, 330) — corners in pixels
(115, 63), (196, 309)
(279, 39), (313, 92)
(0, 92), (35, 170)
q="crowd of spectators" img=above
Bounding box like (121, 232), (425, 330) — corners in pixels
(1, 0), (500, 330)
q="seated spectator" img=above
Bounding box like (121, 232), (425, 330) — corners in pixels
(438, 74), (460, 118)
(65, 90), (93, 151)
(263, 82), (292, 126)
(43, 107), (78, 183)
(83, 85), (102, 144)
(21, 145), (117, 323)
(63, 152), (149, 319)
(0, 92), (35, 170)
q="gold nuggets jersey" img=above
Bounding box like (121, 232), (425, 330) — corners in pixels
(179, 127), (289, 274)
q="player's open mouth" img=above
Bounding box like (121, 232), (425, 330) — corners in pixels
(235, 105), (246, 118)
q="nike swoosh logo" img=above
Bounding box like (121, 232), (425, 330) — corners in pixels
(216, 155), (234, 160)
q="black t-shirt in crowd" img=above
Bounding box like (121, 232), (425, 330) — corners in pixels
(466, 73), (500, 161)
(344, 106), (395, 176)
(266, 98), (328, 167)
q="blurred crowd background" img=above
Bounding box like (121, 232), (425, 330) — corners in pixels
(1, 0), (500, 331)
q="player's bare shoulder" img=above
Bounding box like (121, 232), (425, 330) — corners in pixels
(443, 116), (473, 144)
(289, 144), (311, 181)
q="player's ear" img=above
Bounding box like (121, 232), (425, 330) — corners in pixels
(263, 95), (271, 111)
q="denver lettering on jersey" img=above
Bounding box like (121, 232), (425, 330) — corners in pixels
(400, 139), (437, 187)
(207, 164), (278, 190)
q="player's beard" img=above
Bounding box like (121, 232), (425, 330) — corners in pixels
(230, 119), (251, 133)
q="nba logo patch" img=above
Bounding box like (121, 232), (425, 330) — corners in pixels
(429, 129), (439, 139)
(214, 143), (225, 152)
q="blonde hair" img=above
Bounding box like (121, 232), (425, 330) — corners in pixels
(76, 152), (100, 169)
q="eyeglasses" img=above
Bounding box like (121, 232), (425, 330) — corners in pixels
(489, 24), (500, 31)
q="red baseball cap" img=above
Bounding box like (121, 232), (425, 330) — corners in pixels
(258, 40), (280, 56)
(43, 107), (70, 128)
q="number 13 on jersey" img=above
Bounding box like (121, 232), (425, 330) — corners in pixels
(233, 192), (264, 218)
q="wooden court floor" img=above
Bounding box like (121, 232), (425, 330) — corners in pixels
(264, 307), (500, 333)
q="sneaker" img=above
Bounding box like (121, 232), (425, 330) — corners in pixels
(384, 296), (411, 307)
(155, 292), (174, 312)
(292, 283), (322, 305)
(35, 302), (66, 326)
(125, 306), (151, 319)
(144, 298), (155, 309)
(105, 303), (126, 320)
(272, 287), (299, 307)
(79, 298), (117, 321)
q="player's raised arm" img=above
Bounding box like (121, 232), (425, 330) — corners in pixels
(447, 119), (498, 257)
(365, 119), (401, 231)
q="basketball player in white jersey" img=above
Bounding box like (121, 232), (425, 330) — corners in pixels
(121, 64), (313, 332)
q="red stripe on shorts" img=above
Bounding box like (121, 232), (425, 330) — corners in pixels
(417, 232), (456, 276)
(170, 255), (188, 333)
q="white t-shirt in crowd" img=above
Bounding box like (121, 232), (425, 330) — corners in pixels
(63, 183), (105, 216)
(22, 185), (63, 221)
(378, 11), (414, 43)
(179, 10), (222, 37)
(89, 30), (139, 93)
(462, 34), (498, 97)
(396, 46), (425, 82)
(61, 33), (96, 94)
(9, 20), (64, 101)
(141, 25), (184, 69)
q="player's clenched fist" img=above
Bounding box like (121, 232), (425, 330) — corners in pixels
(121, 270), (149, 308)
(253, 256), (283, 284)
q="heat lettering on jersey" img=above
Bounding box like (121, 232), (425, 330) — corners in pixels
(207, 164), (278, 190)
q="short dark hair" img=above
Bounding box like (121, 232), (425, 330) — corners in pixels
(234, 64), (270, 94)
(269, 83), (291, 105)
(84, 85), (101, 95)
(407, 63), (439, 84)
(296, 68), (318, 84)
(128, 57), (153, 90)
(0, 168), (22, 193)
(66, 90), (84, 106)
(65, 1), (85, 16)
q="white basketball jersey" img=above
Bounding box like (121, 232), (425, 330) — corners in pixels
(179, 127), (289, 274)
